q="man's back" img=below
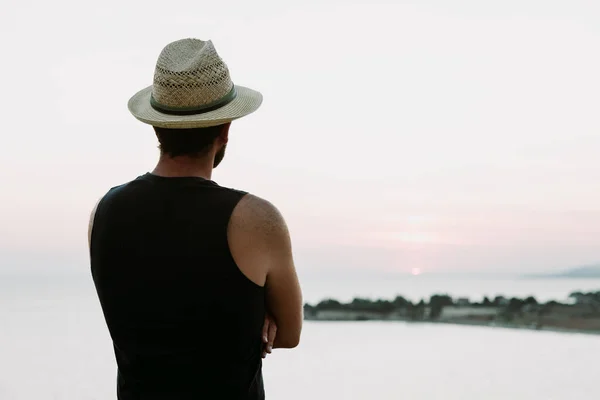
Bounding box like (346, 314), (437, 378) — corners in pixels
(90, 173), (266, 399)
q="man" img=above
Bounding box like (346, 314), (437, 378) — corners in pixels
(88, 38), (303, 399)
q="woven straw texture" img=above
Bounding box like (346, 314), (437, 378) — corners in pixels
(128, 39), (262, 128)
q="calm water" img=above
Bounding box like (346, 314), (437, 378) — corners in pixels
(1, 276), (599, 399)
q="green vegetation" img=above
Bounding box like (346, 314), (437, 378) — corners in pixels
(303, 291), (600, 332)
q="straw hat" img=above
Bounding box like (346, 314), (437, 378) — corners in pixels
(128, 38), (263, 129)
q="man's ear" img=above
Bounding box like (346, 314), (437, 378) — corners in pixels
(219, 122), (231, 145)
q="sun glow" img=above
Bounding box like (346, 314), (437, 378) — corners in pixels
(411, 268), (422, 276)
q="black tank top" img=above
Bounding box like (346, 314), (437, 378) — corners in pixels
(90, 173), (266, 400)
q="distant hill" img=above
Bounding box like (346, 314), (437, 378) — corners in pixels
(525, 265), (600, 279)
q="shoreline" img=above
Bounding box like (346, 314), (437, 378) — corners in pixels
(304, 291), (600, 336)
(305, 317), (600, 336)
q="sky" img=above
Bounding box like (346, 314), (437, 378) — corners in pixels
(1, 0), (600, 279)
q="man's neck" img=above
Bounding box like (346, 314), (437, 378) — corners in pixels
(152, 155), (214, 180)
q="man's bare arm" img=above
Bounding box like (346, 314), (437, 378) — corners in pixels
(228, 194), (303, 349)
(261, 200), (303, 349)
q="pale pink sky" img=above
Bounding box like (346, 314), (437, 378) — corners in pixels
(1, 0), (599, 277)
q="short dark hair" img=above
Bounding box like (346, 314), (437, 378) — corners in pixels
(154, 125), (224, 158)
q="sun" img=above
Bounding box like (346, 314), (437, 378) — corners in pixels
(411, 267), (422, 276)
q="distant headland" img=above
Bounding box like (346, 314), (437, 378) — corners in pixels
(303, 290), (600, 335)
(523, 265), (600, 279)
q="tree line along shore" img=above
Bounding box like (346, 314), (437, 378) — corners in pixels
(303, 291), (600, 334)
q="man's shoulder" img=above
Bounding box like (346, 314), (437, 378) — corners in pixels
(227, 193), (291, 287)
(90, 176), (145, 219)
(97, 174), (154, 204)
(212, 180), (248, 197)
(229, 194), (288, 240)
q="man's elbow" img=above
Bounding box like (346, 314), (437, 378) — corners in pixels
(276, 334), (300, 349)
(274, 324), (302, 349)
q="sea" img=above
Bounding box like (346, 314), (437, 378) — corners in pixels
(1, 274), (599, 399)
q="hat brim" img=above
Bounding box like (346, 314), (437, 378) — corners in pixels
(128, 85), (263, 129)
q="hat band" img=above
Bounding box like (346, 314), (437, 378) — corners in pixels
(149, 86), (237, 116)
